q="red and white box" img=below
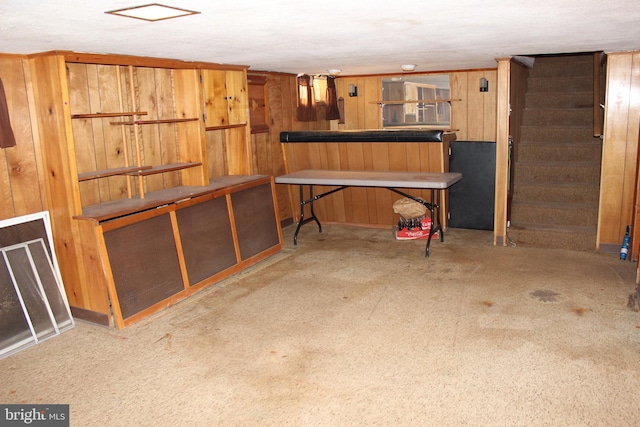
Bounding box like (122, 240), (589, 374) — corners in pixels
(395, 217), (438, 240)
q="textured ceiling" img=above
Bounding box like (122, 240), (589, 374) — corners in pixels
(1, 0), (639, 75)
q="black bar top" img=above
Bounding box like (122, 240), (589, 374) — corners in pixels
(280, 129), (446, 143)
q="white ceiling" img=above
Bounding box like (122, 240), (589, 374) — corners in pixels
(2, 0), (639, 75)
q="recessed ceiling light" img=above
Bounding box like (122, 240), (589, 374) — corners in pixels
(106, 3), (200, 22)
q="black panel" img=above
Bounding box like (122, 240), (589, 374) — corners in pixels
(280, 129), (443, 143)
(175, 196), (238, 286)
(103, 213), (184, 319)
(449, 141), (496, 230)
(231, 184), (280, 260)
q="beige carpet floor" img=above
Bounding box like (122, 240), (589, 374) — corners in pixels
(2, 225), (640, 426)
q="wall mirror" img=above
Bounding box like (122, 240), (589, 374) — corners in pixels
(381, 75), (451, 128)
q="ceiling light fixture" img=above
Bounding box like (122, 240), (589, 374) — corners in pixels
(106, 3), (200, 22)
(327, 69), (341, 76)
(401, 64), (417, 72)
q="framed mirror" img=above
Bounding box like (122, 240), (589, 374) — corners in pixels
(382, 75), (450, 128)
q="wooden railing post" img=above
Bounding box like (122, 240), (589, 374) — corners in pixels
(593, 52), (605, 137)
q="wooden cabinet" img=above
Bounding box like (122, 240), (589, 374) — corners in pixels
(29, 52), (280, 328)
(85, 176), (282, 329)
(202, 69), (248, 128)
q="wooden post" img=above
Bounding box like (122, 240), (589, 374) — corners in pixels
(494, 58), (511, 246)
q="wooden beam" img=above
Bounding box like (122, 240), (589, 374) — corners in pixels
(494, 58), (511, 246)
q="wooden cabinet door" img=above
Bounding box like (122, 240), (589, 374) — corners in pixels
(225, 70), (248, 126)
(202, 69), (248, 127)
(203, 69), (230, 127)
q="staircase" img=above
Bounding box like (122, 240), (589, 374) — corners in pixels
(509, 54), (602, 252)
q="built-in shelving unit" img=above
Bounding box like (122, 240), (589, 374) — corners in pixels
(29, 51), (280, 329)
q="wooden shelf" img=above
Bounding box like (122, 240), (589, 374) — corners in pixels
(125, 162), (202, 177)
(77, 166), (153, 181)
(110, 118), (199, 125)
(205, 123), (247, 131)
(373, 99), (461, 105)
(74, 175), (272, 222)
(72, 112), (147, 119)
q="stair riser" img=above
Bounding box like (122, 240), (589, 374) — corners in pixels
(528, 59), (593, 78)
(525, 92), (593, 109)
(512, 184), (600, 204)
(527, 76), (592, 93)
(522, 108), (592, 126)
(515, 164), (601, 184)
(511, 204), (598, 227)
(520, 126), (597, 143)
(518, 144), (602, 162)
(508, 228), (596, 252)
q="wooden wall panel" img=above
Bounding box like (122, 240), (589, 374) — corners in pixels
(0, 57), (44, 219)
(482, 70), (498, 141)
(450, 72), (469, 140)
(598, 52), (640, 248)
(101, 65), (131, 201)
(206, 129), (227, 178)
(272, 70), (496, 229)
(67, 64), (99, 206)
(137, 67), (167, 192)
(173, 68), (207, 186)
(0, 147), (11, 219)
(450, 70), (497, 141)
(226, 126), (251, 175)
(333, 70), (496, 142)
(251, 72), (332, 224)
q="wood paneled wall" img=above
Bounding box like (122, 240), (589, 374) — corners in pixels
(0, 55), (46, 221)
(598, 51), (640, 248)
(250, 72), (332, 223)
(331, 70), (498, 138)
(6, 49), (640, 254)
(275, 70), (498, 228)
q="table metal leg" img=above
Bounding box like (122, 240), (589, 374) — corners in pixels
(294, 185), (321, 245)
(293, 184), (348, 245)
(290, 184), (445, 258)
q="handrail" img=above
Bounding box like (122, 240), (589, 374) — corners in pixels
(593, 52), (606, 137)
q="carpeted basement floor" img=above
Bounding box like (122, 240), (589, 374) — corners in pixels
(2, 225), (640, 426)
